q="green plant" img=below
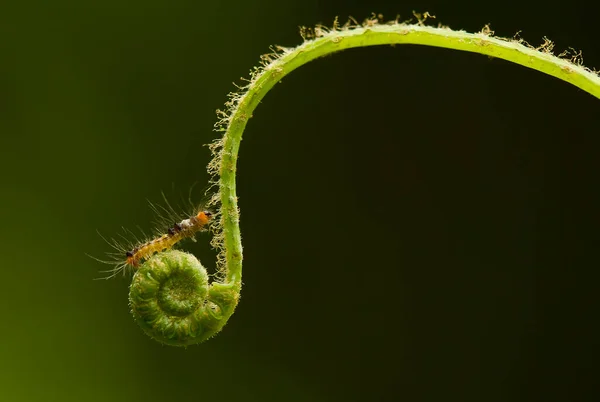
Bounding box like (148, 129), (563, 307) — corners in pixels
(127, 15), (600, 346)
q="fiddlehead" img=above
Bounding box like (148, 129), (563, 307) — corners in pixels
(124, 15), (599, 346)
(129, 250), (239, 346)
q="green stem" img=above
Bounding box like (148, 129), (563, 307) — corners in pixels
(131, 19), (600, 346)
(210, 19), (599, 304)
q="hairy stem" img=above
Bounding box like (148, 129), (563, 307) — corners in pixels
(131, 18), (600, 346)
(210, 19), (599, 302)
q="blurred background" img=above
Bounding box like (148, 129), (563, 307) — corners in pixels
(1, 0), (599, 401)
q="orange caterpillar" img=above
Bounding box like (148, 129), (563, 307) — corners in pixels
(91, 206), (212, 279)
(125, 210), (212, 267)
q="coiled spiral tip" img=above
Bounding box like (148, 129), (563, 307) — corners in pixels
(129, 250), (239, 346)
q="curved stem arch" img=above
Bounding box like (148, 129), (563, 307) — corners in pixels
(117, 19), (600, 346)
(210, 22), (600, 300)
(128, 21), (599, 346)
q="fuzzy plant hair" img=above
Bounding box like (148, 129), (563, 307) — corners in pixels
(121, 14), (600, 346)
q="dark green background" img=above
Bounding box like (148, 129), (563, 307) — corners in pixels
(1, 1), (599, 401)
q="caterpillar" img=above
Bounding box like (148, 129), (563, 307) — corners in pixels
(91, 197), (213, 280)
(125, 209), (212, 267)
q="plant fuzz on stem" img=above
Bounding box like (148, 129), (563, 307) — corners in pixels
(109, 14), (600, 346)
